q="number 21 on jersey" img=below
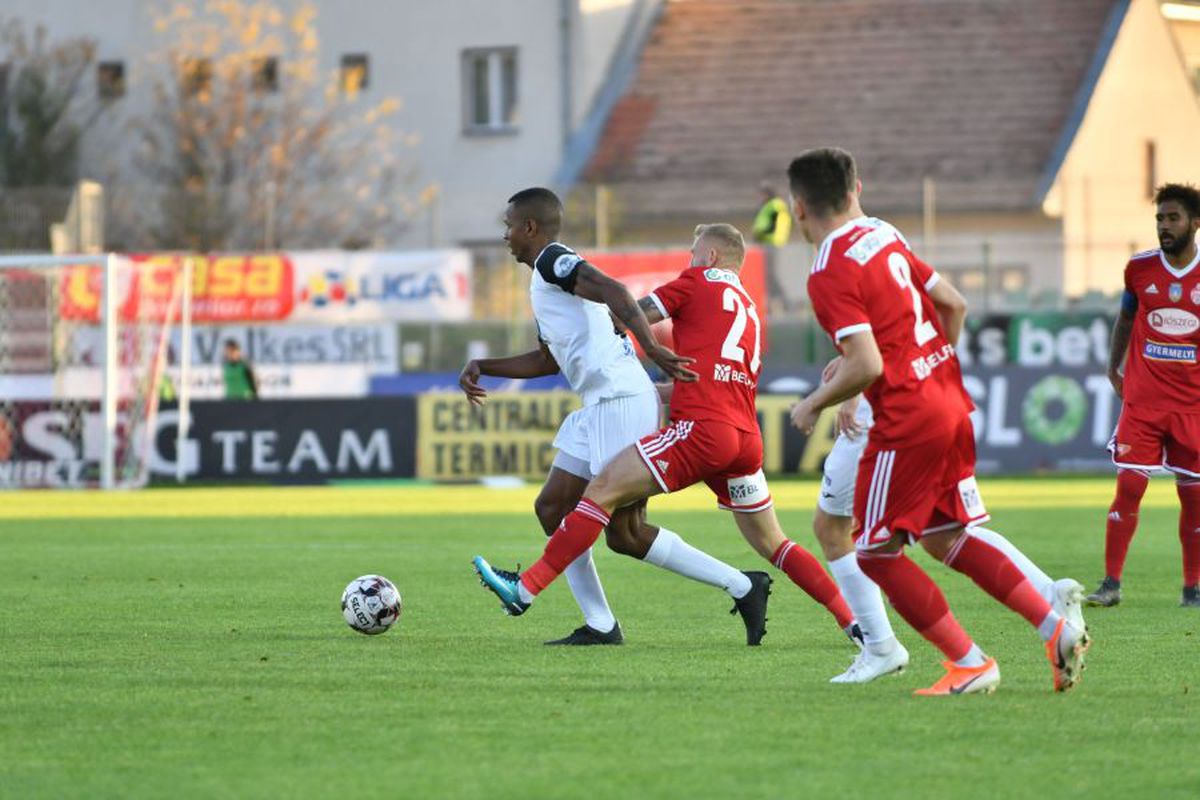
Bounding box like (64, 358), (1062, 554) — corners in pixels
(720, 287), (762, 372)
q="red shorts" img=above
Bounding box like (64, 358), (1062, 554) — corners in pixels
(1109, 402), (1200, 476)
(636, 418), (773, 512)
(853, 416), (989, 550)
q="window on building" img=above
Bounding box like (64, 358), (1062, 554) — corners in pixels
(957, 269), (985, 292)
(251, 56), (278, 92)
(462, 48), (518, 133)
(340, 53), (369, 94)
(1145, 140), (1157, 199)
(1001, 268), (1028, 293)
(97, 61), (125, 100)
(183, 58), (213, 96)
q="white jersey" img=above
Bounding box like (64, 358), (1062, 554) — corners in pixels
(529, 241), (654, 406)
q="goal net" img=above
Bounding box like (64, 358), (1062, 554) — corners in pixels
(0, 254), (189, 489)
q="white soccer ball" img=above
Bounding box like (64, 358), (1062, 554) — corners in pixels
(341, 575), (402, 635)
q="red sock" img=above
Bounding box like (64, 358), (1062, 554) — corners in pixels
(1178, 479), (1200, 587)
(944, 534), (1052, 629)
(520, 499), (610, 595)
(1106, 468), (1149, 580)
(857, 550), (973, 661)
(770, 539), (853, 628)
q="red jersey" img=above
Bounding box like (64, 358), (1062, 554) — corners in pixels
(1122, 248), (1200, 411)
(649, 265), (762, 434)
(807, 216), (972, 447)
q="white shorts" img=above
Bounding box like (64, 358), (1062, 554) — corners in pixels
(552, 391), (660, 480)
(817, 400), (873, 518)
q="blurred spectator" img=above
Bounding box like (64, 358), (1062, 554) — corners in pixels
(752, 182), (792, 312)
(753, 182), (791, 248)
(158, 373), (177, 404)
(222, 340), (258, 400)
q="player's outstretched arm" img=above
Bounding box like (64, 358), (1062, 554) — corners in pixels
(1107, 305), (1135, 398)
(573, 263), (698, 382)
(790, 332), (883, 433)
(458, 342), (559, 406)
(927, 278), (968, 346)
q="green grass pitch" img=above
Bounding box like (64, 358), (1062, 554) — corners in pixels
(1, 478), (1197, 798)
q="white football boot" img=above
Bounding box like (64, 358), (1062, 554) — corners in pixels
(829, 641), (910, 684)
(1051, 578), (1088, 634)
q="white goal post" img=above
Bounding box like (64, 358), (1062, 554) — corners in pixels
(0, 253), (193, 489)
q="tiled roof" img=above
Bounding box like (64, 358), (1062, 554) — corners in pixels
(584, 0), (1124, 217)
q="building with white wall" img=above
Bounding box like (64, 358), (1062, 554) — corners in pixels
(0, 0), (660, 249)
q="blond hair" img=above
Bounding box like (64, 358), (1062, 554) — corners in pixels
(693, 223), (746, 271)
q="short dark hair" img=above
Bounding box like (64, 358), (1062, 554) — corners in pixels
(787, 148), (857, 217)
(1155, 183), (1200, 218)
(507, 187), (563, 235)
(224, 339), (239, 349)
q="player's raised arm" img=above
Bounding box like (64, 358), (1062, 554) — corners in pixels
(573, 263), (698, 382)
(458, 342), (559, 406)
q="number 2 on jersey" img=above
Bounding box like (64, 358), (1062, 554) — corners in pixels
(720, 287), (762, 372)
(887, 252), (936, 346)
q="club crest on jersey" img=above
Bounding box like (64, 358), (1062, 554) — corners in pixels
(1170, 283), (1183, 302)
(1144, 339), (1197, 362)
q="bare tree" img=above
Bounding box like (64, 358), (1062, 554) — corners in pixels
(0, 19), (100, 249)
(122, 1), (429, 251)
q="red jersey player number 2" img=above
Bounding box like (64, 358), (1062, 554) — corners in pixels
(637, 265), (773, 513)
(807, 217), (984, 547)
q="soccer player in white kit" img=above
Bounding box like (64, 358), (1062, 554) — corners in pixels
(460, 188), (770, 644)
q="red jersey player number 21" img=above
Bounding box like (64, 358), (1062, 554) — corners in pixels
(639, 260), (771, 512)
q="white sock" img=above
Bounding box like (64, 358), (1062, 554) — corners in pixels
(1036, 609), (1063, 642)
(828, 553), (897, 655)
(644, 528), (753, 598)
(955, 644), (988, 668)
(970, 527), (1054, 602)
(517, 580), (535, 605)
(563, 548), (616, 632)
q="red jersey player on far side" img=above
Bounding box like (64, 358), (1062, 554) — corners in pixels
(787, 147), (1090, 695)
(1088, 183), (1200, 609)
